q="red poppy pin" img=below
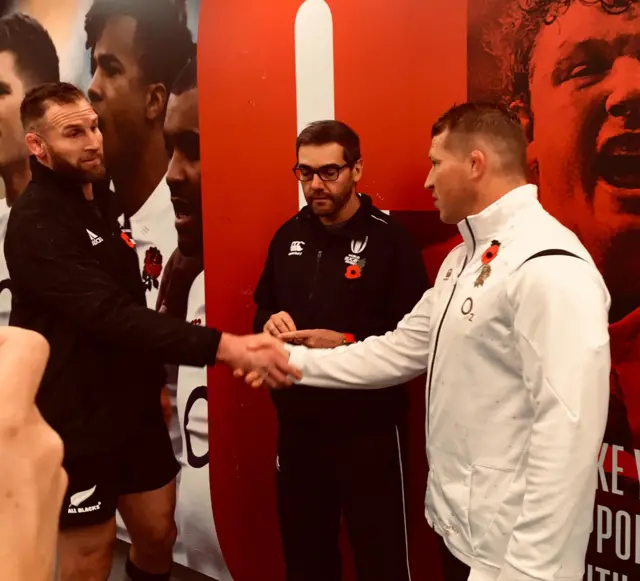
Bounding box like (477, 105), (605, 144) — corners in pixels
(475, 240), (501, 288)
(121, 231), (135, 249)
(346, 264), (362, 279)
(142, 247), (163, 291)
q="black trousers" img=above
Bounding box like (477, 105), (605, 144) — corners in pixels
(276, 420), (410, 581)
(439, 538), (471, 581)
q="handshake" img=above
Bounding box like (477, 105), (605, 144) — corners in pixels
(219, 332), (302, 389)
(219, 311), (348, 388)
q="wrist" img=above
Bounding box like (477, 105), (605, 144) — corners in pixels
(216, 333), (234, 364)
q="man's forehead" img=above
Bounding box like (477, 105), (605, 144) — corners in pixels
(298, 142), (345, 165)
(46, 102), (98, 127)
(534, 1), (638, 52)
(94, 14), (138, 56)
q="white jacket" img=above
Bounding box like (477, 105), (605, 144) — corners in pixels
(287, 185), (611, 581)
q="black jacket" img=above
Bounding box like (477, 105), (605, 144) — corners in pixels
(6, 158), (221, 459)
(253, 193), (429, 425)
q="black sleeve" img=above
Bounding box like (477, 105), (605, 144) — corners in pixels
(253, 237), (279, 333)
(6, 210), (221, 367)
(385, 224), (430, 328)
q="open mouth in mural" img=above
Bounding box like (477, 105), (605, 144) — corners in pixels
(596, 133), (640, 191)
(171, 197), (195, 230)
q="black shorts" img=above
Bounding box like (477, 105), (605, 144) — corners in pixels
(59, 414), (180, 530)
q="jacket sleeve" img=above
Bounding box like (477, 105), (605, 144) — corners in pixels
(6, 210), (221, 368)
(287, 288), (433, 389)
(499, 256), (611, 581)
(253, 237), (279, 333)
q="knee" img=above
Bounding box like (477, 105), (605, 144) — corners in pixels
(131, 519), (177, 557)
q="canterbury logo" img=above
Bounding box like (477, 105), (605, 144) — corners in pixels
(86, 229), (103, 247)
(350, 237), (368, 254)
(289, 240), (305, 256)
(69, 485), (97, 508)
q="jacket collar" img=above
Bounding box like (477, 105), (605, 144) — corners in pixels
(457, 184), (539, 255)
(301, 192), (373, 239)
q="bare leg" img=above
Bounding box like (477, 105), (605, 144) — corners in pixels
(118, 478), (177, 575)
(57, 518), (116, 581)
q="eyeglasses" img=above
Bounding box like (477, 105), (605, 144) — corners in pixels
(293, 163), (352, 182)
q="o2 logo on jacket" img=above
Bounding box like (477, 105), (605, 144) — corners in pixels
(184, 385), (209, 469)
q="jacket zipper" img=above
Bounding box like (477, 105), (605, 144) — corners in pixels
(426, 218), (476, 437)
(308, 250), (323, 300)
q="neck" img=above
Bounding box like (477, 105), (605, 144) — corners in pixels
(82, 183), (94, 201)
(111, 129), (168, 218)
(319, 190), (361, 226)
(0, 157), (31, 207)
(469, 177), (528, 217)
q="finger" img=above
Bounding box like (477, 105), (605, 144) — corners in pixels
(244, 370), (262, 384)
(278, 330), (310, 342)
(0, 328), (50, 418)
(233, 369), (246, 379)
(273, 316), (291, 335)
(264, 368), (292, 388)
(272, 358), (302, 381)
(264, 321), (278, 337)
(279, 312), (297, 332)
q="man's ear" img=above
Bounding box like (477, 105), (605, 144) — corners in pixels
(24, 132), (45, 159)
(509, 100), (538, 184)
(146, 83), (168, 122)
(352, 158), (363, 183)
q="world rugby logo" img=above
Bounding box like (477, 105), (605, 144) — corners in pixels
(350, 237), (368, 254)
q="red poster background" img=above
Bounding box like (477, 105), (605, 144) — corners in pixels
(199, 1), (463, 579)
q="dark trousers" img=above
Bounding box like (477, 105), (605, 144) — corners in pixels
(276, 420), (410, 581)
(439, 538), (471, 581)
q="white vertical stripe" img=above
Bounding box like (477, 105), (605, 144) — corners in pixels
(395, 425), (412, 580)
(294, 0), (336, 210)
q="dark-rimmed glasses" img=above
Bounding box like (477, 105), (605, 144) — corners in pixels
(293, 163), (352, 182)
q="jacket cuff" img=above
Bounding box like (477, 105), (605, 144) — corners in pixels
(287, 344), (307, 383)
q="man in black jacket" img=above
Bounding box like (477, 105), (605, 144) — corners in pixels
(7, 82), (298, 581)
(253, 120), (429, 581)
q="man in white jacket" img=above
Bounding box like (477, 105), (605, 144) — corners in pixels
(240, 102), (611, 581)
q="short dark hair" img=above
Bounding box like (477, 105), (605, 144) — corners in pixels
(0, 13), (60, 88)
(20, 82), (87, 130)
(296, 120), (361, 165)
(85, 0), (195, 97)
(171, 52), (197, 96)
(432, 101), (528, 176)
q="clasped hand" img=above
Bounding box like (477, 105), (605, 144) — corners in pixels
(219, 332), (302, 389)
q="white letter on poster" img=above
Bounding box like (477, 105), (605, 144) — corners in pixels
(294, 0), (335, 210)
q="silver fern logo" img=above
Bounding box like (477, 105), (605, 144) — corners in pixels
(68, 485), (102, 514)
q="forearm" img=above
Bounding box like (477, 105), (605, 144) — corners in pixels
(288, 329), (427, 390)
(85, 299), (222, 367)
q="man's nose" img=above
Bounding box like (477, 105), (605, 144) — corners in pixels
(424, 169), (434, 190)
(605, 56), (640, 128)
(310, 173), (325, 189)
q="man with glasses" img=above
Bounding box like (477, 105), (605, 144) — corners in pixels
(252, 120), (428, 581)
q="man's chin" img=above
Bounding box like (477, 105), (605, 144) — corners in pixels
(84, 168), (107, 183)
(177, 239), (203, 258)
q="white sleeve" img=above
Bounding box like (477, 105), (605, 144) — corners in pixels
(498, 256), (611, 581)
(287, 289), (433, 389)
